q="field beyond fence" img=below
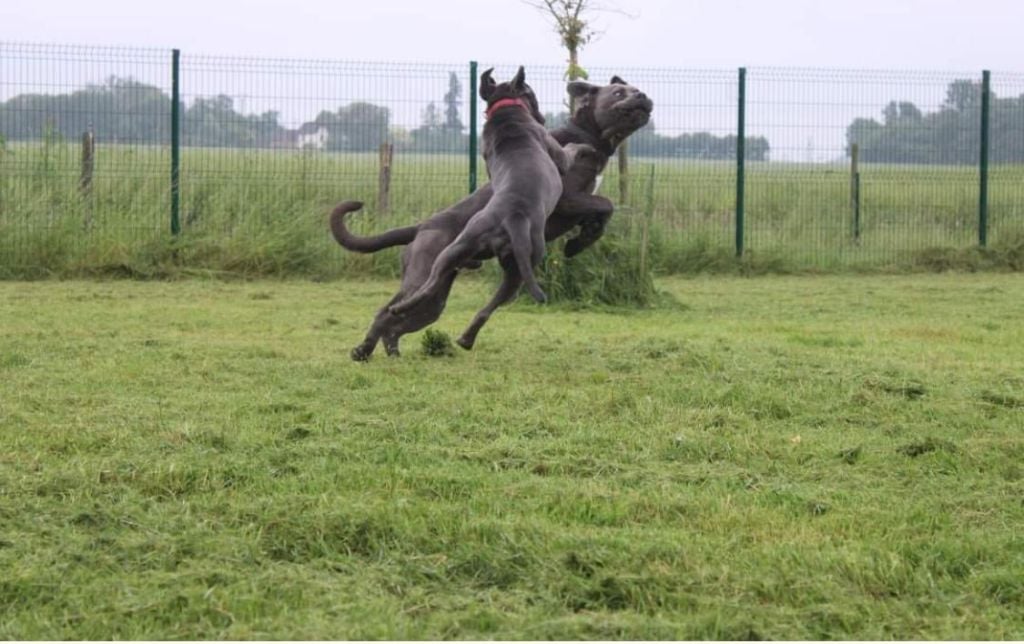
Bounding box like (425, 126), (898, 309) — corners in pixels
(1, 43), (1023, 277)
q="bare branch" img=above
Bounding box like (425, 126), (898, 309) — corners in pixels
(523, 0), (633, 86)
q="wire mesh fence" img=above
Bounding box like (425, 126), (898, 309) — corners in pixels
(989, 71), (1024, 249)
(0, 43), (172, 273)
(1, 41), (1021, 277)
(745, 67), (986, 268)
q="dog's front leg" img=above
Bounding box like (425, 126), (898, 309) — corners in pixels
(545, 192), (615, 256)
(546, 133), (571, 175)
(457, 257), (523, 350)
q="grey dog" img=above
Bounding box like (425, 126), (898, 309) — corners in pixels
(330, 76), (653, 360)
(389, 66), (573, 324)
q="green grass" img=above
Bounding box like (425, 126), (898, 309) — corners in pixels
(1, 143), (1022, 277)
(1, 273), (1023, 639)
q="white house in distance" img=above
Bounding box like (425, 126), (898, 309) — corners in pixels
(295, 123), (329, 150)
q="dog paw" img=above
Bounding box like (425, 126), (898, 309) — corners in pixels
(564, 238), (584, 258)
(350, 346), (371, 362)
(564, 142), (598, 164)
(456, 336), (475, 350)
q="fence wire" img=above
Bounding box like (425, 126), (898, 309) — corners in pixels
(1, 42), (1021, 276)
(0, 43), (171, 273)
(989, 71), (1024, 248)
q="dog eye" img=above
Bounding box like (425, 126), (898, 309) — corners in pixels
(614, 89), (625, 97)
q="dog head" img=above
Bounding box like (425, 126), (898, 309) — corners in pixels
(566, 76), (653, 148)
(480, 66), (546, 125)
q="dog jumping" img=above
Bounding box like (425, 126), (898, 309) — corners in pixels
(330, 76), (653, 360)
(388, 66), (572, 324)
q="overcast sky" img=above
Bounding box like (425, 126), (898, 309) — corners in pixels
(3, 0), (1022, 161)
(3, 0), (1022, 72)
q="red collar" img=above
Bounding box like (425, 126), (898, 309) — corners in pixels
(485, 97), (527, 119)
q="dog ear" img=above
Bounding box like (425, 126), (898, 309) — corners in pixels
(567, 81), (599, 98)
(480, 67), (496, 100)
(512, 66), (526, 90)
(610, 75), (628, 85)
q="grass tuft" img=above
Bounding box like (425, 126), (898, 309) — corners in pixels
(420, 328), (455, 357)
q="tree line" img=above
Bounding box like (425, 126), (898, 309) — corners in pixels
(628, 124), (770, 161)
(846, 79), (1024, 164)
(0, 74), (466, 153)
(21, 75), (1024, 163)
(0, 74), (772, 159)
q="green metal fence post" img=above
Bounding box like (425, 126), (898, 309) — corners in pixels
(170, 48), (181, 236)
(978, 69), (990, 247)
(468, 60), (478, 194)
(735, 67), (746, 258)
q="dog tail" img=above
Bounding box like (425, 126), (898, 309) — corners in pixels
(328, 201), (418, 253)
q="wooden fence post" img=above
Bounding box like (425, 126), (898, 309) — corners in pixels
(378, 142), (394, 215)
(618, 140), (629, 204)
(80, 126), (95, 192)
(81, 126), (95, 230)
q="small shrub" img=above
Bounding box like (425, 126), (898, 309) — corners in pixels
(538, 222), (657, 307)
(421, 328), (454, 357)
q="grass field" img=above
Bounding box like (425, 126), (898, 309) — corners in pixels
(2, 273), (1023, 639)
(2, 144), (1023, 277)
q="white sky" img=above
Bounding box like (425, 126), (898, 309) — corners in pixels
(4, 0), (1021, 72)
(2, 0), (1022, 161)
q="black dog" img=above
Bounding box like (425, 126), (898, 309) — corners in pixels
(389, 66), (571, 323)
(330, 77), (652, 360)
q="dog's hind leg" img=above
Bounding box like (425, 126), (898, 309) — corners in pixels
(355, 271), (455, 358)
(351, 308), (389, 361)
(507, 219), (546, 304)
(565, 195), (615, 257)
(545, 192), (615, 254)
(389, 237), (476, 316)
(457, 258), (522, 350)
(566, 215), (612, 258)
(351, 292), (407, 361)
(351, 334), (379, 362)
(382, 335), (401, 357)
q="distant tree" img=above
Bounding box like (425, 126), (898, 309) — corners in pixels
(943, 79), (982, 112)
(318, 101), (390, 151)
(409, 101), (441, 151)
(991, 94), (1024, 162)
(443, 72), (463, 133)
(408, 96), (468, 153)
(421, 102), (441, 131)
(343, 102), (390, 150)
(0, 76), (171, 144)
(622, 120), (770, 160)
(846, 79), (1024, 164)
(881, 101), (924, 126)
(898, 102), (923, 122)
(251, 110), (283, 148)
(185, 95), (254, 147)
